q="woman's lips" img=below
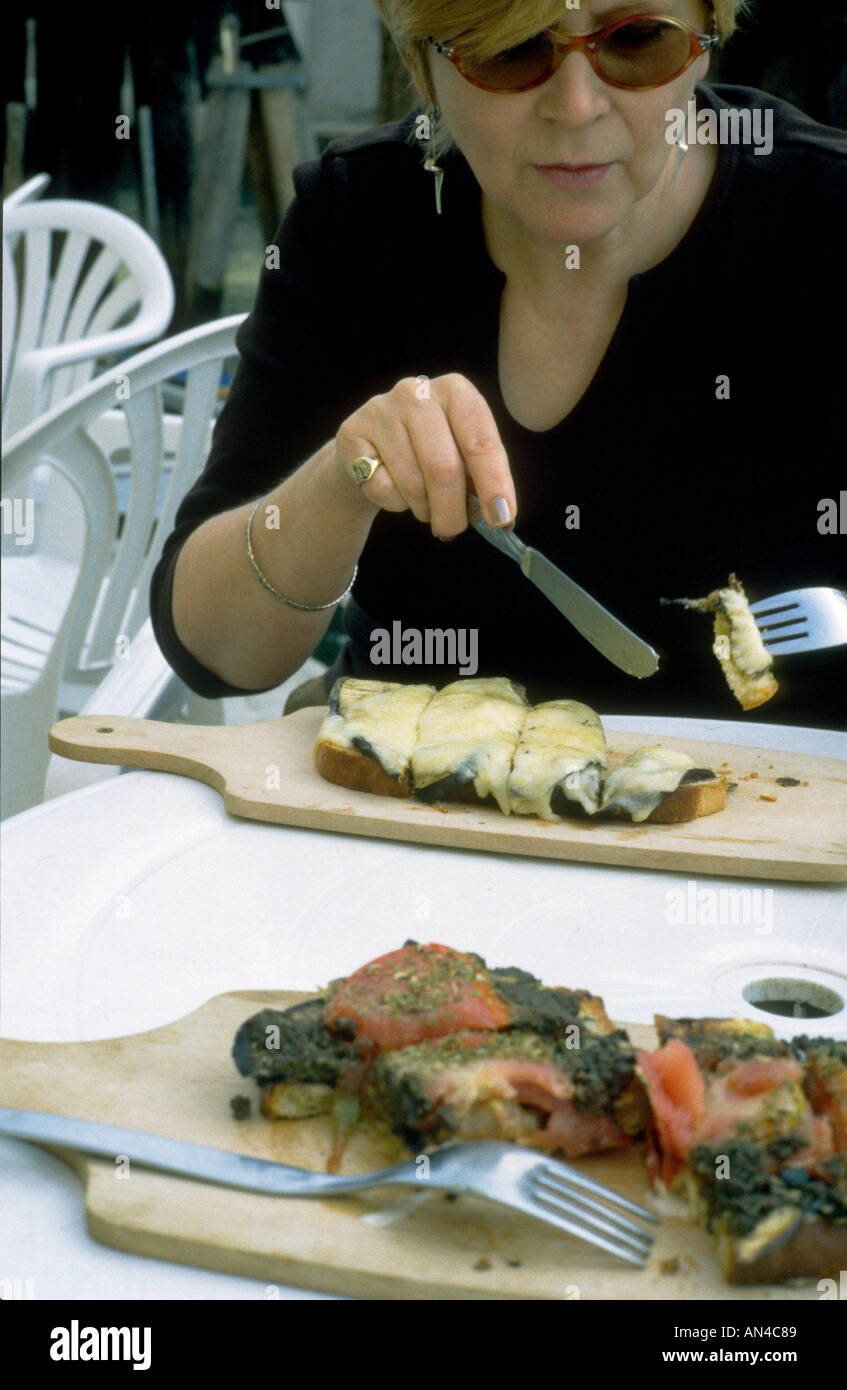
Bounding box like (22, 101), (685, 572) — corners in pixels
(534, 163), (611, 189)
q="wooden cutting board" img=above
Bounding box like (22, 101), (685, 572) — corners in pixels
(0, 990), (822, 1300)
(49, 709), (847, 881)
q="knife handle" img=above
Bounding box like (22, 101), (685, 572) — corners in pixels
(466, 494), (526, 565)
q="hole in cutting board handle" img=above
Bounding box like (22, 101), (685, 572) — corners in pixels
(742, 976), (844, 1020)
(96, 726), (114, 733)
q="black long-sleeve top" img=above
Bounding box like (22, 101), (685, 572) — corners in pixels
(150, 84), (847, 729)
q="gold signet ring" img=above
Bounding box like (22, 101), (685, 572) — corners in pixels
(351, 455), (383, 485)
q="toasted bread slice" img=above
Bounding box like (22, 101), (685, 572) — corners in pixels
(692, 1143), (847, 1285)
(313, 677), (727, 826)
(365, 1025), (642, 1156)
(234, 943), (645, 1160)
(313, 677), (436, 798)
(638, 1019), (847, 1284)
(644, 773), (728, 823)
(231, 998), (356, 1118)
(600, 746), (726, 823)
(507, 699), (607, 818)
(411, 677), (528, 814)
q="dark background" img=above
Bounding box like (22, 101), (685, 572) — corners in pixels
(3, 2), (845, 331)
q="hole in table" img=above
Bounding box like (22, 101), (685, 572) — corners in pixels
(741, 976), (844, 1020)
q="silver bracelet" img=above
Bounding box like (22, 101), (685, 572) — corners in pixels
(245, 500), (357, 611)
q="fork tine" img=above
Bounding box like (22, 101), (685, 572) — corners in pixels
(536, 1159), (661, 1223)
(533, 1173), (657, 1244)
(747, 593), (805, 615)
(748, 600), (802, 617)
(747, 587), (847, 655)
(531, 1175), (654, 1257)
(520, 1195), (652, 1266)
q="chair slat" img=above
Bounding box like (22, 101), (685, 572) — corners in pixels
(85, 387), (164, 665)
(40, 230), (91, 348)
(15, 227), (50, 359)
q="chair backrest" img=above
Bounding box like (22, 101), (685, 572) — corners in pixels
(3, 172), (51, 208)
(2, 198), (175, 436)
(2, 314), (245, 697)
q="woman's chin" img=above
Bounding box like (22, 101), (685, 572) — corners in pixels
(508, 170), (634, 247)
(524, 203), (631, 248)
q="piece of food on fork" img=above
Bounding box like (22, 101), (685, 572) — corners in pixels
(662, 573), (778, 710)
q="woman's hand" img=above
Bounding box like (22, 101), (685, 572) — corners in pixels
(333, 373), (516, 538)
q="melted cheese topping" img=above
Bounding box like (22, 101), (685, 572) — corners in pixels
(411, 677), (527, 815)
(713, 588), (778, 710)
(600, 746), (696, 823)
(508, 700), (606, 818)
(319, 680), (436, 779)
(717, 588), (774, 677)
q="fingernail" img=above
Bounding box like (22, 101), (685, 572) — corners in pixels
(488, 497), (511, 526)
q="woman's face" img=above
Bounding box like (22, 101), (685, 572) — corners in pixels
(426, 2), (713, 246)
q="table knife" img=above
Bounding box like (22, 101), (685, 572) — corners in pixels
(467, 494), (659, 678)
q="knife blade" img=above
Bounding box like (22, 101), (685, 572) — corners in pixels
(466, 495), (659, 678)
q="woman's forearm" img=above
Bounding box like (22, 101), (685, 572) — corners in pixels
(170, 441), (378, 690)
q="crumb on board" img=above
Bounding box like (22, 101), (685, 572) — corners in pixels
(727, 782), (738, 792)
(230, 1095), (251, 1120)
(759, 794), (778, 802)
(507, 1259), (522, 1268)
(473, 1256), (492, 1272)
(776, 776), (802, 787)
(660, 1257), (680, 1275)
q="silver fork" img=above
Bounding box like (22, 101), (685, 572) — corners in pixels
(748, 587), (847, 656)
(0, 1107), (658, 1267)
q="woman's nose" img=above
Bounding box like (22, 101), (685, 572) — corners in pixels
(534, 49), (612, 123)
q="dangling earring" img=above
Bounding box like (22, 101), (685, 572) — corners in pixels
(667, 134), (688, 192)
(668, 91), (696, 192)
(423, 107), (444, 215)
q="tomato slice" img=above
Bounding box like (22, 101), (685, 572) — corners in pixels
(324, 943), (512, 1049)
(637, 1039), (706, 1185)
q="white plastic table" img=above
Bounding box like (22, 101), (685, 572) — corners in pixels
(2, 714), (845, 1300)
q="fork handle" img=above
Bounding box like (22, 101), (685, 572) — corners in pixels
(0, 1107), (417, 1198)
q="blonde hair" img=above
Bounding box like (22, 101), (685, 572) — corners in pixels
(372, 1), (750, 155)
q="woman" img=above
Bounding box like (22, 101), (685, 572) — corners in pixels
(152, 1), (847, 727)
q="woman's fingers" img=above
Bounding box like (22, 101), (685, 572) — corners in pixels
(336, 418), (426, 520)
(436, 375), (516, 529)
(404, 400), (467, 538)
(334, 374), (515, 535)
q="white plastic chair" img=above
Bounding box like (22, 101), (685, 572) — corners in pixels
(41, 619), (328, 803)
(2, 198), (175, 437)
(1, 314), (245, 820)
(3, 173), (51, 208)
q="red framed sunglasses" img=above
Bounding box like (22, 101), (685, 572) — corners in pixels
(428, 13), (719, 94)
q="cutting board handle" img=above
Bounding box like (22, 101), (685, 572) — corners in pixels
(49, 714), (231, 785)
